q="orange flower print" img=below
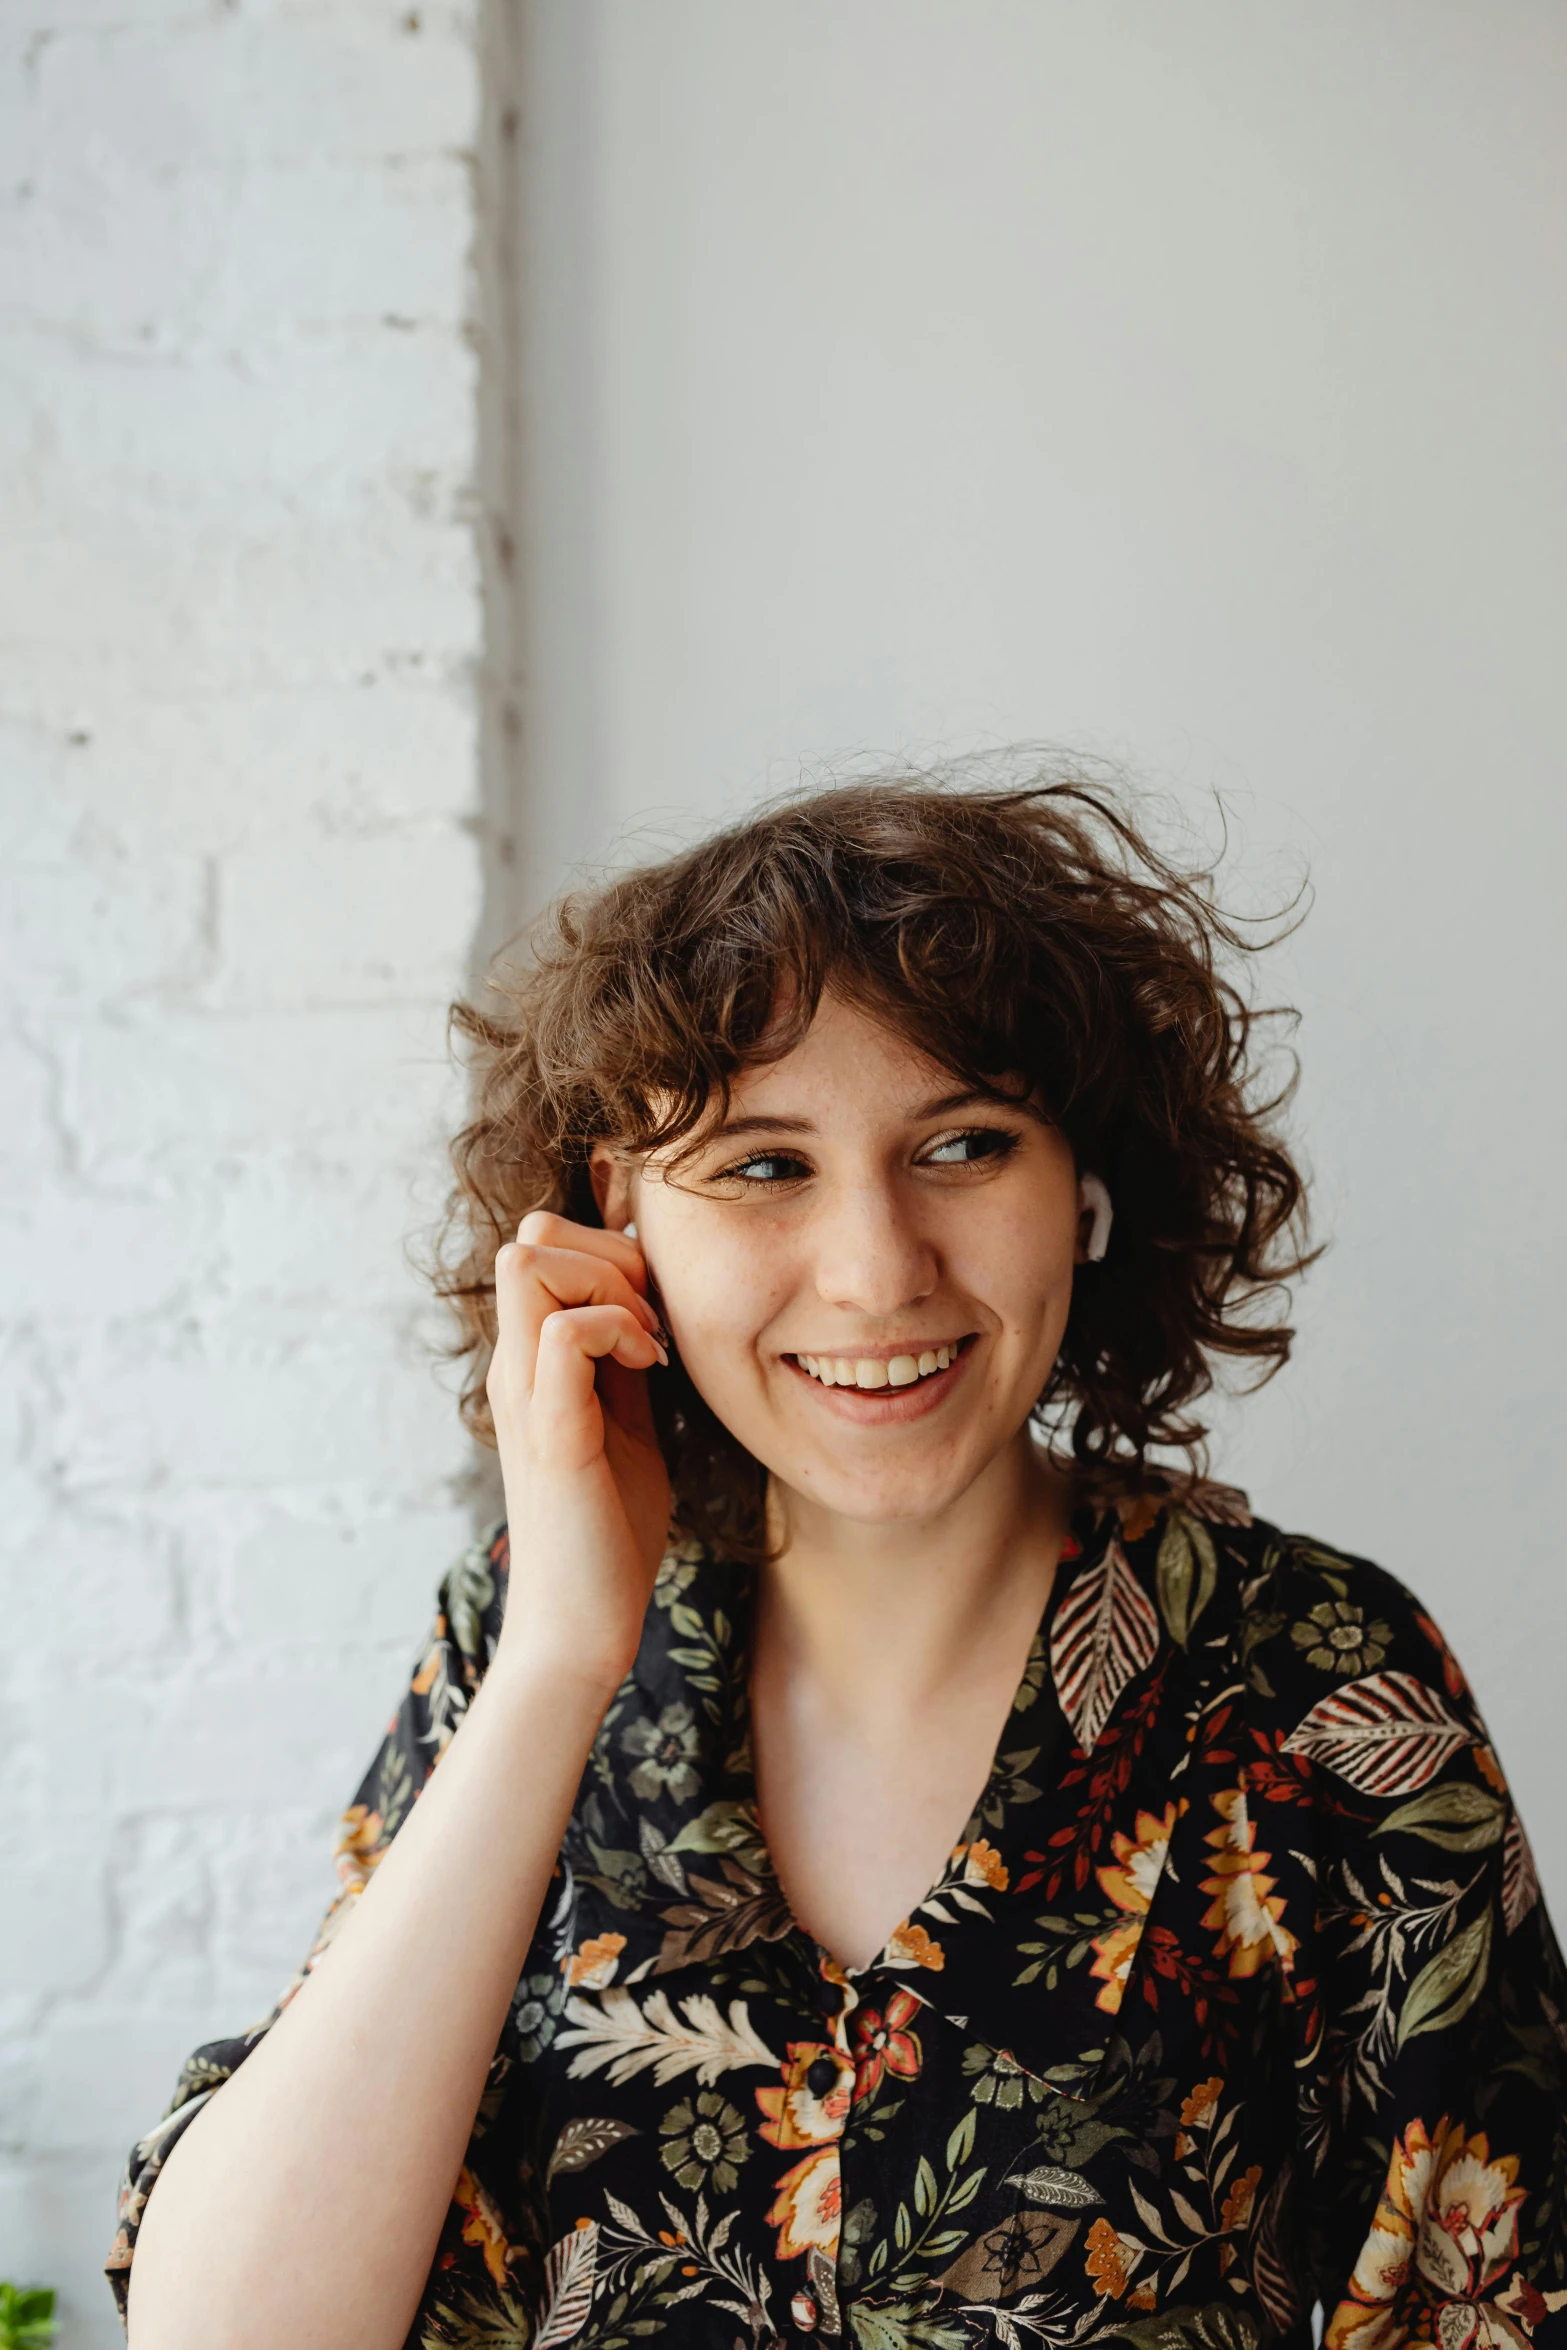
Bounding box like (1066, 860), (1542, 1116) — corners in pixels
(1085, 2214), (1138, 2300)
(560, 1931), (627, 1990)
(953, 1838), (1010, 1891)
(884, 1920), (946, 1971)
(757, 2042), (854, 2151)
(333, 1804), (386, 1895)
(1088, 1917), (1144, 2015)
(1221, 2163), (1264, 2236)
(454, 2164), (511, 2286)
(1199, 1787), (1298, 1979)
(851, 1991), (923, 2100)
(1088, 1802), (1176, 2013)
(1326, 2118), (1526, 2350)
(1115, 1490), (1165, 1543)
(1097, 1804), (1178, 1917)
(1180, 2077), (1224, 2131)
(766, 2145), (843, 2262)
(1176, 2075), (1224, 2153)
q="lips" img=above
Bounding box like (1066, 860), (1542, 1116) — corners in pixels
(789, 1342), (965, 1391)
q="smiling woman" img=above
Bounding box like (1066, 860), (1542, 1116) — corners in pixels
(110, 778), (1567, 2350)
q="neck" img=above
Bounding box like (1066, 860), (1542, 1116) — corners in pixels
(758, 1432), (1075, 1722)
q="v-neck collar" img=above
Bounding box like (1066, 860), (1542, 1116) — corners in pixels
(558, 1489), (1221, 2102)
(720, 1495), (1106, 1984)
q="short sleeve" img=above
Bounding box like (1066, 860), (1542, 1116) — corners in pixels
(105, 1524), (509, 2323)
(1249, 1536), (1567, 2348)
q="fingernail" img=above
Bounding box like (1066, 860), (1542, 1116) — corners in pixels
(651, 1340), (669, 1367)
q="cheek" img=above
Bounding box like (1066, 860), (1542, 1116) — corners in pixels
(645, 1214), (791, 1374)
(958, 1197), (1076, 1335)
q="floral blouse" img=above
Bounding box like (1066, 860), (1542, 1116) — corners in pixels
(109, 1487), (1567, 2350)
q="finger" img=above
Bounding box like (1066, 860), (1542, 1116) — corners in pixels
(529, 1304), (667, 1423)
(515, 1211), (648, 1292)
(496, 1242), (661, 1369)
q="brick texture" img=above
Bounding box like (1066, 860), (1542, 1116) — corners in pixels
(0, 4), (490, 2336)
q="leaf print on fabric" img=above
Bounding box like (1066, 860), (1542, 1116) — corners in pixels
(1050, 1537), (1160, 1751)
(545, 2115), (641, 2184)
(1503, 1808), (1542, 1936)
(555, 1985), (779, 2086)
(655, 1855), (795, 1970)
(1281, 1670), (1476, 1797)
(106, 1504), (1567, 2349)
(533, 2218), (599, 2349)
(443, 1536), (497, 1662)
(1375, 1783), (1507, 1854)
(1397, 1908), (1494, 2049)
(1156, 1513), (1219, 1650)
(1008, 2163), (1104, 2210)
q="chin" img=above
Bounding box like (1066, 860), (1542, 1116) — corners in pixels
(788, 1459), (974, 1526)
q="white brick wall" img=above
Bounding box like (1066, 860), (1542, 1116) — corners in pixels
(0, 3), (493, 2337)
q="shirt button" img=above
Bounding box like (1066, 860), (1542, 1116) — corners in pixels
(790, 2288), (820, 2332)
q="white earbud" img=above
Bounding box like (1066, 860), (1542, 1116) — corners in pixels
(623, 1221), (638, 1241)
(1077, 1173), (1113, 1262)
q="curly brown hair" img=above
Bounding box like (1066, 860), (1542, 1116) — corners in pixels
(436, 769), (1316, 1558)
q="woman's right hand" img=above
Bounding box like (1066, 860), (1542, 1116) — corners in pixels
(486, 1210), (673, 1693)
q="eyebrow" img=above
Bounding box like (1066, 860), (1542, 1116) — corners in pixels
(703, 1085), (1041, 1146)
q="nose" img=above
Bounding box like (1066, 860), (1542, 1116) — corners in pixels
(809, 1174), (937, 1321)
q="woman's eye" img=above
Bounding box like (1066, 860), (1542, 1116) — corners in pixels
(726, 1152), (811, 1184)
(922, 1128), (1017, 1167)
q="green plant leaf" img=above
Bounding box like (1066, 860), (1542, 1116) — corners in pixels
(0, 2283), (57, 2350)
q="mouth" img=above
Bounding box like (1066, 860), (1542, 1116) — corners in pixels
(786, 1337), (974, 1392)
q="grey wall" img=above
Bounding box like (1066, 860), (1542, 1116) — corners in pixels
(517, 2), (1567, 1900)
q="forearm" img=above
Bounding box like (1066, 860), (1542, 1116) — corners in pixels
(125, 1646), (612, 2350)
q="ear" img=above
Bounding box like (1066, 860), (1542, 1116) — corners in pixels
(590, 1145), (636, 1233)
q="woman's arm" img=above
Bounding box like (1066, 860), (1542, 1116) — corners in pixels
(126, 1216), (671, 2350)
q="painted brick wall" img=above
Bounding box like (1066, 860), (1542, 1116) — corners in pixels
(0, 4), (494, 2337)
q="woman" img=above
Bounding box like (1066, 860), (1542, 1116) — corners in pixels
(113, 779), (1567, 2350)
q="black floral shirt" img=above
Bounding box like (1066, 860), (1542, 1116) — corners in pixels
(110, 1489), (1567, 2350)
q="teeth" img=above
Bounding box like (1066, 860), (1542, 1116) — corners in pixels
(794, 1346), (961, 1389)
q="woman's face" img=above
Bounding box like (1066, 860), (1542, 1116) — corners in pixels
(605, 993), (1088, 1529)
